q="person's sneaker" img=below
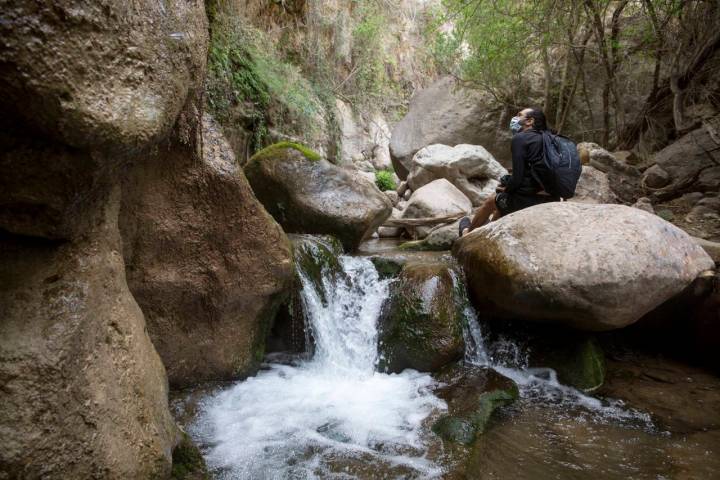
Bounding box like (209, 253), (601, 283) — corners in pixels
(458, 217), (471, 237)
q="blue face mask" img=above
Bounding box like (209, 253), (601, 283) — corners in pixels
(509, 116), (523, 134)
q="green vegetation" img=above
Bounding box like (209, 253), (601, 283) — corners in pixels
(249, 142), (322, 164)
(206, 4), (326, 154)
(426, 0), (719, 150)
(171, 433), (208, 479)
(374, 169), (396, 191)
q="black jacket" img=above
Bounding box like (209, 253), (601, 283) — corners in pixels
(502, 129), (544, 194)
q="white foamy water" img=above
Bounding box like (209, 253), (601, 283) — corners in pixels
(191, 255), (446, 479)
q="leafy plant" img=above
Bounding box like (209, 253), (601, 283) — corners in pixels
(375, 169), (397, 191)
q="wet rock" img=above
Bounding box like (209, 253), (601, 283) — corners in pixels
(602, 353), (720, 433)
(432, 366), (519, 444)
(390, 76), (506, 178)
(454, 203), (714, 331)
(570, 165), (618, 204)
(642, 164), (671, 189)
(269, 235), (344, 355)
(378, 261), (466, 372)
(119, 116), (294, 387)
(401, 179), (472, 239)
(0, 192), (177, 478)
(0, 0), (208, 152)
(245, 143), (392, 251)
(531, 335), (606, 393)
(406, 144), (507, 206)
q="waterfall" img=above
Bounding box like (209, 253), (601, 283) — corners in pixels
(190, 253), (446, 479)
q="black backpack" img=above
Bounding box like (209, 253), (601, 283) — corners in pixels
(531, 131), (582, 199)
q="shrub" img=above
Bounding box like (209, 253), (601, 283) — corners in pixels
(375, 170), (397, 192)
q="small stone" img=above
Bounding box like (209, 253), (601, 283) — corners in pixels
(632, 197), (655, 214)
(643, 164), (671, 189)
(384, 190), (399, 205)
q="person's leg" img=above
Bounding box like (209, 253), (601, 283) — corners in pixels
(463, 194), (497, 235)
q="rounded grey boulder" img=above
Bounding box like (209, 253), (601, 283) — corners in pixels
(454, 202), (715, 331)
(245, 143), (392, 251)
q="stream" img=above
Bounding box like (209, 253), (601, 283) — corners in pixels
(178, 239), (720, 479)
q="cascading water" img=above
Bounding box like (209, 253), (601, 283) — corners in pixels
(190, 252), (447, 479)
(461, 304), (654, 428)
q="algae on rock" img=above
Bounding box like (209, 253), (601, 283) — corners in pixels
(377, 261), (467, 373)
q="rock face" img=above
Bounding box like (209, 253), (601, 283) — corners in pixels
(245, 143), (393, 250)
(454, 203), (715, 331)
(336, 99), (392, 169)
(407, 144), (508, 206)
(378, 261), (466, 373)
(119, 116), (293, 388)
(401, 179), (472, 238)
(0, 127), (115, 240)
(0, 192), (177, 478)
(0, 0), (208, 152)
(647, 120), (720, 200)
(571, 166), (618, 204)
(390, 76), (506, 178)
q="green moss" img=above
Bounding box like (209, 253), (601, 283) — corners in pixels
(551, 337), (606, 393)
(249, 141), (322, 164)
(432, 385), (518, 444)
(369, 257), (404, 279)
(205, 6), (326, 154)
(398, 239), (448, 252)
(171, 433), (208, 479)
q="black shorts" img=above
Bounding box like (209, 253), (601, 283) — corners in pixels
(495, 191), (559, 216)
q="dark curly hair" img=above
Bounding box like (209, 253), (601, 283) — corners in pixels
(526, 108), (548, 131)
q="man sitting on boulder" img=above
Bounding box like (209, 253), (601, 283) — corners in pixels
(460, 107), (560, 236)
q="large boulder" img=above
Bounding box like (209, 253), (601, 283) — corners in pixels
(407, 144), (508, 206)
(647, 119), (720, 201)
(570, 165), (618, 204)
(577, 142), (641, 203)
(0, 0), (207, 152)
(245, 142), (393, 250)
(377, 261), (466, 373)
(454, 203), (714, 331)
(119, 116), (293, 388)
(0, 191), (177, 478)
(401, 179), (472, 238)
(390, 76), (506, 178)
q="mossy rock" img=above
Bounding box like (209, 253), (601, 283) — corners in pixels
(398, 239), (448, 252)
(249, 141), (321, 163)
(377, 261), (466, 372)
(368, 256), (404, 279)
(245, 145), (392, 251)
(432, 365), (519, 444)
(538, 336), (606, 393)
(520, 327), (606, 393)
(171, 433), (208, 480)
(290, 234), (345, 303)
